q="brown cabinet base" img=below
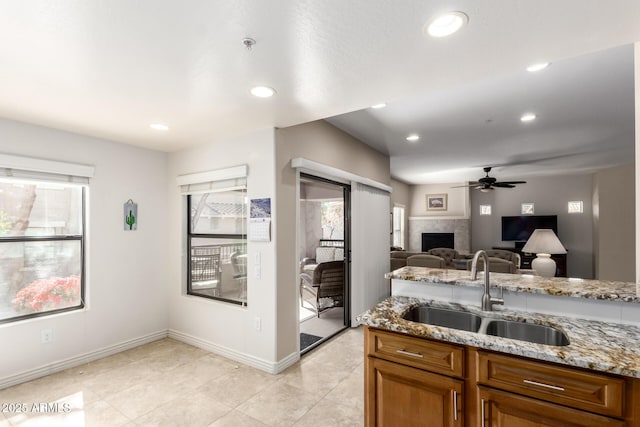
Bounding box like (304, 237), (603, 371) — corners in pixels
(364, 326), (640, 426)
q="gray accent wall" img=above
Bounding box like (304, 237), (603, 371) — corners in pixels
(471, 173), (595, 279)
(593, 163), (635, 282)
(468, 164), (635, 282)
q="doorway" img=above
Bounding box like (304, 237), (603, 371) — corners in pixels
(298, 173), (350, 353)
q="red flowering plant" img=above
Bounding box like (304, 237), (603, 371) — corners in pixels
(12, 275), (81, 314)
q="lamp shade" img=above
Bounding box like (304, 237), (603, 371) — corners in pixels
(521, 229), (567, 255)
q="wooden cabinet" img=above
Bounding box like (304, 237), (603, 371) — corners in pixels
(476, 351), (624, 417)
(365, 328), (464, 426)
(477, 386), (624, 427)
(368, 357), (463, 426)
(364, 327), (640, 426)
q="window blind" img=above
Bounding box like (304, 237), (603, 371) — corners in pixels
(0, 153), (94, 184)
(177, 164), (248, 195)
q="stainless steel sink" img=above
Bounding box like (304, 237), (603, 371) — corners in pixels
(403, 306), (483, 333)
(485, 319), (570, 346)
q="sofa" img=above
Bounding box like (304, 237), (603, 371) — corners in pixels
(391, 247), (520, 274)
(391, 247), (459, 270)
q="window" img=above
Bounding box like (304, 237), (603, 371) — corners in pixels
(180, 165), (248, 306)
(392, 205), (405, 249)
(0, 180), (86, 323)
(321, 200), (344, 240)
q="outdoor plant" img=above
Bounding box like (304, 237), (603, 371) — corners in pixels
(12, 275), (81, 313)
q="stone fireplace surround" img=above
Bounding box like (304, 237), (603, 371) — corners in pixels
(408, 217), (471, 254)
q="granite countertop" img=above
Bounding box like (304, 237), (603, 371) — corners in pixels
(358, 296), (640, 378)
(386, 266), (640, 303)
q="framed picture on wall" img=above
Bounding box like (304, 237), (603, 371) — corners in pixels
(426, 194), (448, 211)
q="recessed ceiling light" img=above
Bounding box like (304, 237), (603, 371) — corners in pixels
(406, 134), (420, 142)
(149, 123), (169, 131)
(425, 11), (468, 38)
(250, 86), (276, 98)
(371, 103), (387, 109)
(526, 62), (550, 72)
(520, 113), (536, 122)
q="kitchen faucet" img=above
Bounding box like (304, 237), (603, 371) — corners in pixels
(470, 250), (504, 311)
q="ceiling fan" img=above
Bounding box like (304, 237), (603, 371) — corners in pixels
(453, 167), (526, 191)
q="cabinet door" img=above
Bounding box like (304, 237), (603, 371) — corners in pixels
(366, 357), (463, 427)
(478, 386), (624, 427)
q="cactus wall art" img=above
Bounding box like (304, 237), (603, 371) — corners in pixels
(124, 199), (138, 231)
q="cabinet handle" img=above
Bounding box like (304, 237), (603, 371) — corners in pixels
(396, 349), (423, 358)
(523, 379), (565, 392)
(453, 391), (458, 421)
(481, 398), (486, 427)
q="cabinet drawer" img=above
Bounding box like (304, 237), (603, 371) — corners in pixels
(367, 328), (464, 377)
(476, 351), (624, 417)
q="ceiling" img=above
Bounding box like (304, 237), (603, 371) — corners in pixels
(328, 44), (636, 184)
(0, 1), (639, 179)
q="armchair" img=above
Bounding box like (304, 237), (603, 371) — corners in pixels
(485, 249), (521, 269)
(427, 247), (459, 269)
(465, 256), (516, 273)
(300, 260), (344, 317)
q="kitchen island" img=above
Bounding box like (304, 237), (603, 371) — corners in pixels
(359, 267), (640, 426)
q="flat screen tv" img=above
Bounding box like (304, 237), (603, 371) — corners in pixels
(501, 215), (558, 242)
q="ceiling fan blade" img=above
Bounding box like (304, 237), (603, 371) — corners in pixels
(495, 180), (527, 185)
(450, 182), (480, 188)
(492, 182), (516, 188)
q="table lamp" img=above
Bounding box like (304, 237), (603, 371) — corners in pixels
(521, 229), (567, 277)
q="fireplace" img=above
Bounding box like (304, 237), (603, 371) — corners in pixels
(422, 233), (454, 252)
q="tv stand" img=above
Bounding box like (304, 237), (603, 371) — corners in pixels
(492, 246), (567, 277)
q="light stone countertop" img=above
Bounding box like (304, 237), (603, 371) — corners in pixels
(386, 266), (640, 303)
(358, 295), (640, 378)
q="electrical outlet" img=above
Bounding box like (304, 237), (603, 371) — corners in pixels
(41, 329), (53, 344)
(254, 317), (261, 331)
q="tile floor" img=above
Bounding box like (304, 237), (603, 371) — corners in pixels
(0, 327), (364, 427)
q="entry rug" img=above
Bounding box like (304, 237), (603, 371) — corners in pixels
(300, 333), (323, 352)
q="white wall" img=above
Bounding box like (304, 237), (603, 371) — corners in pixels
(275, 120), (390, 361)
(409, 184), (468, 217)
(166, 128), (279, 370)
(0, 118), (169, 384)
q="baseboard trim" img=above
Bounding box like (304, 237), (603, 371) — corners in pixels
(275, 351), (300, 373)
(0, 330), (168, 390)
(168, 329), (299, 374)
